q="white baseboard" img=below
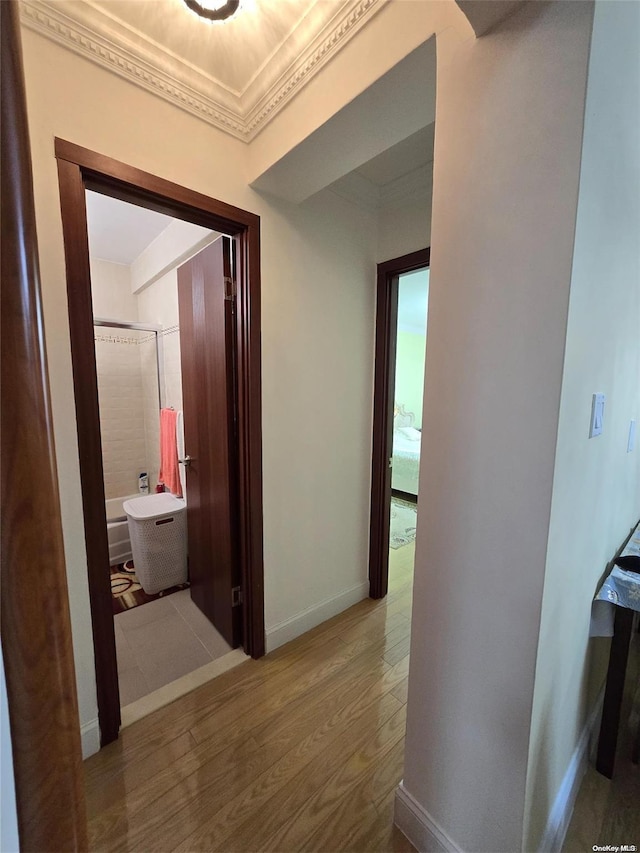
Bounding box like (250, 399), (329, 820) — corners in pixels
(394, 781), (462, 852)
(538, 688), (605, 853)
(80, 718), (100, 759)
(265, 581), (369, 653)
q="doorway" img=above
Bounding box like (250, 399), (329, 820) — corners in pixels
(369, 248), (430, 599)
(56, 139), (264, 746)
(88, 197), (245, 711)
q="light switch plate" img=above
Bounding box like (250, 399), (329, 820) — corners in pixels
(628, 420), (636, 453)
(589, 393), (605, 438)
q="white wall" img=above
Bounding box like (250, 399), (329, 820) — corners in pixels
(137, 268), (184, 491)
(525, 2), (640, 848)
(130, 219), (218, 294)
(22, 25), (377, 744)
(90, 256), (137, 320)
(400, 2), (594, 851)
(260, 188), (376, 644)
(136, 269), (183, 412)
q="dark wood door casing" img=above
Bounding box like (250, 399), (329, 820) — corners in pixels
(178, 238), (242, 647)
(369, 248), (430, 599)
(1, 2), (88, 848)
(56, 140), (265, 748)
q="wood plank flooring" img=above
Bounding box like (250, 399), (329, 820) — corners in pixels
(84, 544), (417, 852)
(563, 628), (640, 852)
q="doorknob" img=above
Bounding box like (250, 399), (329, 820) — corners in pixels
(178, 455), (192, 467)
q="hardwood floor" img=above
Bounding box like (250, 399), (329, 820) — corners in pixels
(84, 544), (417, 852)
(563, 628), (640, 852)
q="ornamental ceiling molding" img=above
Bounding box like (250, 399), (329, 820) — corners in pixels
(20, 0), (388, 142)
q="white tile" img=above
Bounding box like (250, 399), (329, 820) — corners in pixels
(127, 612), (213, 692)
(118, 666), (151, 707)
(170, 592), (233, 659)
(115, 596), (175, 632)
(114, 622), (138, 674)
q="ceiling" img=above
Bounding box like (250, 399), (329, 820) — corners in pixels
(21, 0), (388, 139)
(86, 191), (174, 264)
(89, 0), (319, 95)
(328, 123), (434, 211)
(355, 125), (434, 188)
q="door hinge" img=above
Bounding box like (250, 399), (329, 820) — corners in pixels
(232, 586), (243, 607)
(224, 276), (236, 301)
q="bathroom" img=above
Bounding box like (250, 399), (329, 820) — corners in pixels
(87, 190), (246, 718)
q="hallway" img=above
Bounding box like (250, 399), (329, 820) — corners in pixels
(84, 544), (416, 851)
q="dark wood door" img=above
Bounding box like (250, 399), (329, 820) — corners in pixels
(178, 237), (241, 647)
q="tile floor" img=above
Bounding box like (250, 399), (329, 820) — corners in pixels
(114, 590), (233, 706)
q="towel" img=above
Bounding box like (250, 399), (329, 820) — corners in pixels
(158, 408), (183, 498)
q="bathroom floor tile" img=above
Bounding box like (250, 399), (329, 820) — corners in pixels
(115, 595), (175, 631)
(126, 611), (213, 692)
(169, 591), (233, 658)
(118, 666), (151, 707)
(113, 621), (138, 674)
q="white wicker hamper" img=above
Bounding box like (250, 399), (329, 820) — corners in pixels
(123, 493), (187, 595)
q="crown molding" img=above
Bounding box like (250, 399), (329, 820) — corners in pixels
(20, 0), (388, 142)
(242, 0), (386, 137)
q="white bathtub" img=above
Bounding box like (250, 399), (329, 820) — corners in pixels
(105, 495), (138, 566)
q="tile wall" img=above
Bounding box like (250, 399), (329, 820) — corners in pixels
(92, 260), (184, 500)
(95, 328), (158, 500)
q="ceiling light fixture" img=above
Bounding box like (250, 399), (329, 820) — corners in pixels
(182, 0), (240, 22)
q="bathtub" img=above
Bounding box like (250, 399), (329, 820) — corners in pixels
(105, 495), (138, 566)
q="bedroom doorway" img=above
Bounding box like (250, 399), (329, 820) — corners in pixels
(369, 249), (430, 599)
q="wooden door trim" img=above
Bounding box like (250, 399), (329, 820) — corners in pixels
(56, 140), (265, 747)
(369, 248), (430, 599)
(1, 5), (88, 848)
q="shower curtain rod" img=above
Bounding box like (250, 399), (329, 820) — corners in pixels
(94, 317), (162, 333)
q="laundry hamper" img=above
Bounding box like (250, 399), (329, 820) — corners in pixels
(123, 493), (187, 595)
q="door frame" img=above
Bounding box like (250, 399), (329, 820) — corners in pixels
(56, 139), (265, 746)
(369, 247), (430, 599)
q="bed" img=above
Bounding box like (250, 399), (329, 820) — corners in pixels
(391, 405), (421, 497)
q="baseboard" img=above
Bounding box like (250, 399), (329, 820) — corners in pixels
(265, 581), (369, 653)
(394, 781), (462, 852)
(538, 687), (605, 852)
(80, 717), (100, 759)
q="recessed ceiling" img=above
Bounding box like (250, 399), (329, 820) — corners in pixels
(328, 121), (434, 210)
(355, 124), (434, 188)
(21, 0), (386, 139)
(89, 0), (318, 95)
(86, 191), (174, 264)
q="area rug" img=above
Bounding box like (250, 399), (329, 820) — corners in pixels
(110, 560), (189, 615)
(390, 496), (417, 549)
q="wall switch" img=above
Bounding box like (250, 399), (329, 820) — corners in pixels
(589, 393), (605, 438)
(628, 420), (636, 453)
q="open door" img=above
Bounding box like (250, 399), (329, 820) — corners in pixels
(178, 236), (242, 648)
(369, 248), (430, 599)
